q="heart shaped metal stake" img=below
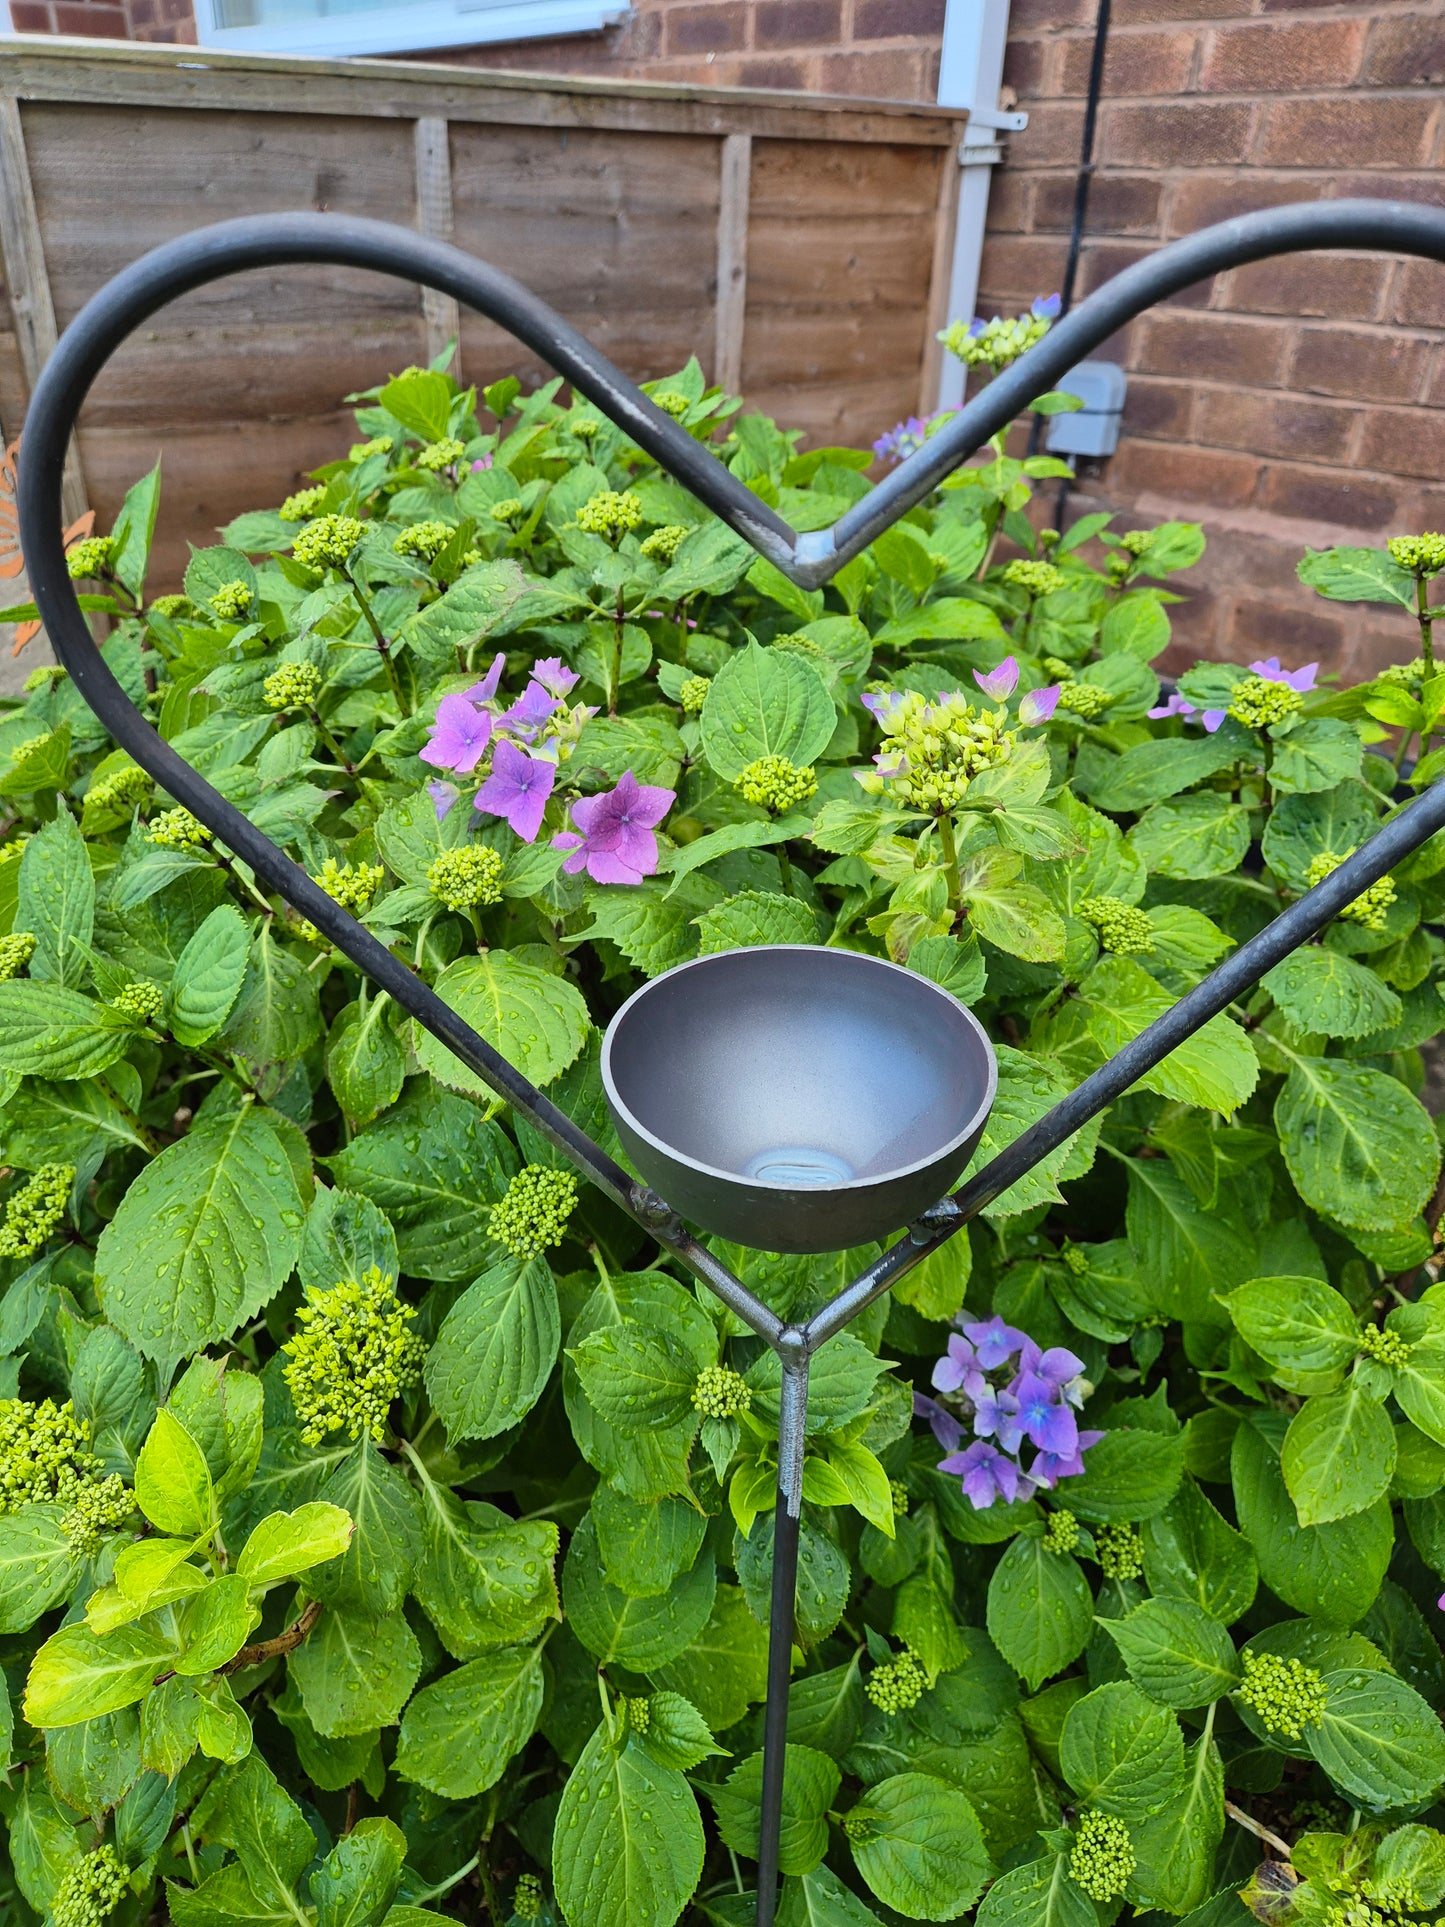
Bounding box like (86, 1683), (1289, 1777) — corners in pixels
(18, 197), (1445, 1927)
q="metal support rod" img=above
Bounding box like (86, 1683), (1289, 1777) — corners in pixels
(756, 1347), (810, 1927)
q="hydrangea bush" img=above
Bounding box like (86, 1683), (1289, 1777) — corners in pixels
(0, 341), (1444, 1927)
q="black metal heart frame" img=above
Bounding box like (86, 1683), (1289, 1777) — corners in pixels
(16, 197), (1445, 1927)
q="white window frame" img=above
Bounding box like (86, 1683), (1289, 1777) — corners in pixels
(192, 0), (630, 60)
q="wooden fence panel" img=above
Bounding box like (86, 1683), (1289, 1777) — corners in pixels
(0, 40), (968, 588)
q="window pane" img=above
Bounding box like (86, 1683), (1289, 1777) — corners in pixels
(213, 0), (418, 25)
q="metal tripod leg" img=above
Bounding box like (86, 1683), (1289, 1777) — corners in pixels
(755, 1349), (810, 1927)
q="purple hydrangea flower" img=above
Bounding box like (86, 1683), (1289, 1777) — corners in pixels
(497, 681), (561, 740)
(963, 1315), (1027, 1369)
(1032, 293), (1063, 321)
(1004, 1369), (1081, 1457)
(553, 770), (675, 885)
(968, 1377), (1020, 1442)
(531, 656), (580, 700)
(1251, 655), (1318, 693)
(873, 414), (938, 465)
(1030, 1430), (1104, 1489)
(427, 778), (460, 822)
(914, 1392), (964, 1455)
(931, 1333), (977, 1394)
(939, 1439), (1029, 1509)
(974, 657), (1020, 703)
(473, 738), (557, 844)
(420, 694), (493, 774)
(1200, 708), (1228, 733)
(861, 689), (906, 725)
(1019, 685), (1061, 727)
(470, 453), (495, 472)
(1018, 1339), (1087, 1402)
(1148, 690), (1196, 721)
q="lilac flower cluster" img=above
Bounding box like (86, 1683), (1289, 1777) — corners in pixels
(1149, 656), (1318, 732)
(872, 413), (944, 467)
(916, 1315), (1101, 1509)
(418, 653), (675, 885)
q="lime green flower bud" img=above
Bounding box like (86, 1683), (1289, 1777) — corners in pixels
(1043, 656), (1075, 680)
(263, 661), (323, 711)
(772, 632), (823, 659)
(111, 980), (164, 1025)
(488, 1166), (579, 1260)
(415, 437), (466, 472)
(737, 754), (817, 814)
(624, 1695), (652, 1734)
(1305, 848), (1396, 932)
(1055, 682), (1112, 719)
(692, 1364), (751, 1421)
(85, 765), (152, 818)
(1061, 1242), (1088, 1277)
(864, 1649), (929, 1715)
(1096, 1523), (1144, 1581)
(570, 417), (600, 442)
(489, 498), (523, 524)
(7, 732), (53, 767)
(0, 932), (36, 982)
(209, 579), (253, 622)
(282, 1265), (426, 1446)
(66, 536), (115, 581)
(576, 490), (644, 543)
(62, 1472), (134, 1555)
(678, 675), (711, 715)
(889, 1479), (910, 1519)
(844, 1810), (876, 1844)
(426, 845), (504, 912)
(640, 524), (688, 563)
(0, 1394), (98, 1510)
(49, 1844), (130, 1927)
(1003, 559), (1067, 599)
(1358, 1323), (1412, 1368)
(1070, 1811), (1135, 1902)
(147, 807), (213, 851)
(393, 520), (453, 561)
(148, 594), (190, 619)
(1043, 1508), (1079, 1554)
(279, 484), (328, 522)
(652, 390), (691, 419)
(513, 1874), (544, 1919)
(349, 436), (393, 463)
(1388, 534), (1445, 577)
(314, 857), (384, 914)
(1228, 674), (1303, 729)
(867, 689), (1015, 813)
(1078, 896), (1154, 957)
(0, 1164), (74, 1262)
(1119, 530), (1155, 557)
(292, 515), (366, 572)
(1237, 1647), (1328, 1741)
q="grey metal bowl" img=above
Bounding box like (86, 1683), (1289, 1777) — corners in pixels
(600, 945), (997, 1255)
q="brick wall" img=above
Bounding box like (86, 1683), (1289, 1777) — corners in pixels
(983, 0), (1445, 678)
(9, 0), (1445, 676)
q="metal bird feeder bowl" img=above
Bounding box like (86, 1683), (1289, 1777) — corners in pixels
(602, 945), (997, 1253)
(18, 197), (1445, 1927)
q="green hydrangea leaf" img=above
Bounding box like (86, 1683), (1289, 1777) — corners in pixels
(552, 1726), (704, 1927)
(394, 1646), (544, 1799)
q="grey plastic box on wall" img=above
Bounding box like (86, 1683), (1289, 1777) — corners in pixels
(1044, 358), (1127, 458)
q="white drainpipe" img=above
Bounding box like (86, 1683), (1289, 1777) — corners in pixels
(935, 0), (1023, 412)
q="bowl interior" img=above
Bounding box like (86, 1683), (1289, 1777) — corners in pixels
(603, 946), (994, 1191)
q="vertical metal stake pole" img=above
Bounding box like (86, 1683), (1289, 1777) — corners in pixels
(756, 1344), (810, 1927)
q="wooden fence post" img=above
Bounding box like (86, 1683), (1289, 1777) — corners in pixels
(414, 115), (462, 376)
(714, 131), (751, 398)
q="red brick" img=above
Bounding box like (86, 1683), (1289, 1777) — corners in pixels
(1110, 438), (1261, 507)
(1331, 171), (1445, 208)
(1359, 407), (1445, 483)
(9, 1), (53, 24)
(1394, 260), (1445, 329)
(977, 233), (1070, 303)
(996, 100), (1086, 167)
(985, 171), (1032, 234)
(855, 0), (944, 40)
(816, 47), (928, 95)
(1076, 238), (1212, 308)
(1258, 463), (1402, 529)
(1002, 37), (1047, 98)
(1167, 172), (1323, 233)
(1137, 312), (1292, 386)
(1230, 597), (1349, 661)
(53, 1), (125, 30)
(1363, 14), (1445, 87)
(665, 3), (748, 55)
(1060, 27), (1196, 97)
(1413, 484), (1445, 534)
(1427, 351), (1445, 412)
(734, 55), (807, 86)
(1291, 327), (1431, 404)
(1032, 170), (1163, 235)
(754, 0), (840, 48)
(1101, 102), (1256, 169)
(1195, 388), (1359, 463)
(1228, 256), (1386, 323)
(1111, 0), (1250, 21)
(1008, 0), (1094, 29)
(1199, 19), (1366, 93)
(1121, 375), (1195, 440)
(1256, 98), (1437, 168)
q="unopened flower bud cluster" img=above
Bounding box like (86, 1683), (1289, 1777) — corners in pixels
(283, 1266), (426, 1445)
(280, 484), (328, 522)
(692, 1364), (751, 1421)
(111, 979), (164, 1024)
(1069, 1811), (1135, 1902)
(426, 844), (504, 911)
(394, 520), (454, 561)
(0, 1394), (100, 1510)
(1043, 1508), (1079, 1554)
(678, 675), (711, 714)
(209, 579), (253, 622)
(62, 1471), (135, 1554)
(66, 536), (115, 581)
(1228, 674), (1304, 729)
(293, 515), (366, 572)
(1055, 683), (1112, 719)
(1388, 533), (1445, 576)
(1096, 1523), (1144, 1581)
(1305, 848), (1396, 932)
(859, 690), (1014, 813)
(1358, 1323), (1413, 1368)
(86, 765), (152, 815)
(641, 524), (688, 563)
(1003, 560), (1067, 600)
(576, 490), (644, 542)
(1237, 1648), (1328, 1740)
(264, 662), (322, 711)
(0, 1163), (74, 1260)
(416, 437), (466, 472)
(147, 807), (213, 851)
(489, 1166), (579, 1259)
(737, 755), (817, 814)
(864, 1648), (929, 1714)
(1078, 896), (1155, 956)
(0, 931), (37, 981)
(49, 1844), (130, 1927)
